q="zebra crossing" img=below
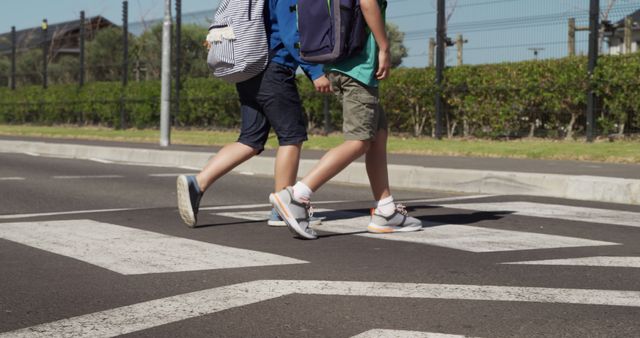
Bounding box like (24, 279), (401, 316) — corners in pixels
(1, 196), (639, 337)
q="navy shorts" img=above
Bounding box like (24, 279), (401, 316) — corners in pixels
(235, 62), (308, 153)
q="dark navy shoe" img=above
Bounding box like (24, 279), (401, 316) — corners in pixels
(176, 175), (202, 227)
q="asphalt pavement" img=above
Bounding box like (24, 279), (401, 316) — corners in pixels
(1, 144), (640, 337)
(1, 136), (639, 206)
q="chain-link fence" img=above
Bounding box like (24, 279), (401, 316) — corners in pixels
(0, 0), (639, 138)
(409, 0), (640, 138)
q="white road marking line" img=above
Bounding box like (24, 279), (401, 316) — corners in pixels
(0, 177), (25, 181)
(148, 173), (194, 177)
(88, 158), (114, 164)
(400, 194), (495, 204)
(0, 208), (136, 220)
(3, 279), (640, 337)
(22, 152), (40, 156)
(216, 210), (271, 221)
(503, 256), (640, 268)
(53, 175), (124, 179)
(201, 200), (350, 211)
(0, 220), (306, 274)
(438, 202), (640, 228)
(214, 208), (332, 224)
(178, 165), (202, 171)
(352, 330), (477, 338)
(218, 211), (617, 252)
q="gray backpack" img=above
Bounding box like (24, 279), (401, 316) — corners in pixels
(206, 0), (268, 83)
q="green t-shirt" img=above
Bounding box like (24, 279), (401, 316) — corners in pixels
(326, 0), (386, 87)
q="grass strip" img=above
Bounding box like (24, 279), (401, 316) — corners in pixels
(0, 124), (638, 164)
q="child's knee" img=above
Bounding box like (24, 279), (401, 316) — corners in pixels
(349, 139), (371, 155)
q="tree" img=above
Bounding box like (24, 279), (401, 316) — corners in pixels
(16, 49), (44, 86)
(0, 56), (9, 87)
(386, 22), (408, 68)
(86, 27), (127, 82)
(136, 23), (210, 81)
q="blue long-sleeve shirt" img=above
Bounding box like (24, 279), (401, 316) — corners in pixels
(266, 0), (324, 80)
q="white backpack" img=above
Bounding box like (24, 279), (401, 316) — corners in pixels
(206, 0), (268, 83)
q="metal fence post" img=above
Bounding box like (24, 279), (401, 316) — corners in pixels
(42, 19), (48, 89)
(160, 0), (172, 147)
(175, 0), (182, 121)
(121, 0), (129, 129)
(79, 11), (85, 87)
(586, 0), (599, 142)
(434, 0), (446, 139)
(428, 38), (435, 67)
(11, 26), (16, 90)
(568, 18), (576, 57)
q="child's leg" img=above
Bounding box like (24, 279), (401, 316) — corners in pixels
(257, 63), (309, 192)
(196, 74), (271, 193)
(365, 128), (391, 201)
(297, 72), (378, 194)
(300, 140), (369, 191)
(196, 142), (258, 192)
(274, 144), (302, 192)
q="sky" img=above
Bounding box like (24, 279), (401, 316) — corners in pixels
(1, 0), (639, 67)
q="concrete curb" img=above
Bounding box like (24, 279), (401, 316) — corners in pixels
(2, 139), (638, 206)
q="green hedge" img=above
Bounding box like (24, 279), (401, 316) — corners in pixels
(1, 54), (639, 137)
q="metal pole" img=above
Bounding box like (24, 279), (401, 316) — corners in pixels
(121, 0), (129, 129)
(456, 34), (463, 66)
(160, 0), (172, 147)
(175, 0), (182, 120)
(11, 26), (16, 90)
(79, 11), (85, 87)
(624, 16), (632, 54)
(42, 19), (48, 89)
(435, 0), (445, 139)
(122, 2), (129, 87)
(586, 0), (599, 142)
(568, 18), (576, 57)
(428, 38), (435, 67)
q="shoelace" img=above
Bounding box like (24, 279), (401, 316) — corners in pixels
(395, 204), (408, 216)
(297, 196), (314, 218)
(306, 203), (314, 218)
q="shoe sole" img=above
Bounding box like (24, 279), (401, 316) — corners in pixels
(267, 220), (287, 227)
(367, 223), (422, 234)
(176, 176), (197, 228)
(269, 193), (317, 240)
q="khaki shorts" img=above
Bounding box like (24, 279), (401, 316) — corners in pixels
(328, 72), (388, 141)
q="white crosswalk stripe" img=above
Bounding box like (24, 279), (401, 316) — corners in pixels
(0, 219), (307, 274)
(53, 175), (124, 179)
(352, 330), (478, 338)
(438, 202), (640, 228)
(217, 209), (619, 252)
(2, 280), (639, 337)
(503, 256), (640, 268)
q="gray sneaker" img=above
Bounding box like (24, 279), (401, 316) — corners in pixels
(269, 187), (318, 239)
(367, 204), (423, 233)
(176, 175), (202, 227)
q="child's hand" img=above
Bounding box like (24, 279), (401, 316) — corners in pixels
(203, 40), (212, 50)
(313, 75), (332, 93)
(376, 48), (391, 80)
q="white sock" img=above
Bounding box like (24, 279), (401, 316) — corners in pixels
(292, 181), (313, 202)
(375, 195), (395, 216)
